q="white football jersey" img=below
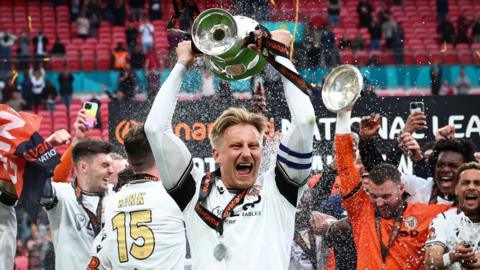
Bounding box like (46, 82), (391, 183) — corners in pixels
(87, 180), (186, 270)
(425, 208), (480, 270)
(0, 202), (16, 270)
(47, 182), (113, 270)
(401, 175), (455, 205)
(178, 165), (305, 270)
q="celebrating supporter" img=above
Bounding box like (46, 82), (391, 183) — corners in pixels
(86, 124), (186, 269)
(335, 106), (450, 269)
(424, 162), (480, 270)
(359, 113), (477, 205)
(145, 30), (316, 269)
(0, 105), (68, 270)
(43, 138), (114, 270)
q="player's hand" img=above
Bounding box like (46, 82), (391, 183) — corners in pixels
(46, 129), (71, 147)
(397, 132), (423, 161)
(460, 252), (480, 269)
(359, 113), (381, 140)
(310, 211), (337, 235)
(176, 41), (195, 68)
(252, 83), (267, 115)
(72, 109), (90, 142)
(403, 111), (427, 134)
(270, 30), (293, 48)
(436, 124), (455, 141)
(451, 242), (476, 265)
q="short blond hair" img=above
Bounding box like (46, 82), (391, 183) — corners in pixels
(208, 107), (268, 148)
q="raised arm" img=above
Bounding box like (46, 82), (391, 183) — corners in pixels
(144, 41), (195, 191)
(274, 31), (316, 185)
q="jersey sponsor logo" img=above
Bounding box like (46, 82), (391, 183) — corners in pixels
(23, 141), (55, 163)
(87, 256), (100, 270)
(404, 216), (418, 230)
(174, 122), (214, 142)
(242, 195), (261, 211)
(427, 227), (436, 240)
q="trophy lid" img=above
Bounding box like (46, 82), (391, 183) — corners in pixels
(321, 64), (363, 112)
(191, 8), (238, 56)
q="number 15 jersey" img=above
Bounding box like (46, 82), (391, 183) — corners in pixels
(87, 180), (186, 270)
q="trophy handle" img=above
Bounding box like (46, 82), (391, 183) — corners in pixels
(321, 64), (363, 113)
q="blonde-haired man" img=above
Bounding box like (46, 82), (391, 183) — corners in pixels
(145, 30), (316, 270)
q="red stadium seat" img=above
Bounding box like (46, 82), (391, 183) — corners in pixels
(82, 56), (96, 71)
(354, 51), (369, 66)
(66, 55), (81, 71)
(403, 50), (415, 65)
(443, 51), (458, 64)
(414, 50), (430, 65)
(340, 50), (354, 64)
(458, 50), (473, 64)
(97, 56), (111, 70)
(50, 56), (65, 71)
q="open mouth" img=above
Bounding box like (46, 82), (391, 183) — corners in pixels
(465, 193), (479, 205)
(438, 175), (454, 189)
(235, 163), (253, 176)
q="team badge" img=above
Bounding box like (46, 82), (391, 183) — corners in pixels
(427, 227), (436, 240)
(87, 256), (100, 270)
(75, 214), (87, 231)
(404, 216), (418, 230)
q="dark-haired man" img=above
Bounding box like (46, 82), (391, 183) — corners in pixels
(335, 108), (450, 269)
(45, 139), (114, 270)
(86, 124), (185, 269)
(359, 115), (476, 205)
(425, 162), (480, 270)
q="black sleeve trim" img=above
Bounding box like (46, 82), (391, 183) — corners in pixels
(275, 163), (305, 206)
(342, 183), (362, 200)
(167, 159), (194, 193)
(0, 191), (17, 206)
(167, 160), (196, 211)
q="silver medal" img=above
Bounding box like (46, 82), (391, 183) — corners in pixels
(213, 243), (227, 261)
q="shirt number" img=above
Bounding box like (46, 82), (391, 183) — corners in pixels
(112, 210), (155, 263)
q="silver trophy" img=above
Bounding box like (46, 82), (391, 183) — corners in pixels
(321, 64), (363, 112)
(191, 8), (266, 81)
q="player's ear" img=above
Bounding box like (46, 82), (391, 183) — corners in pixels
(77, 160), (89, 174)
(212, 148), (220, 162)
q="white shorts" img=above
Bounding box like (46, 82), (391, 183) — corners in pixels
(0, 202), (16, 270)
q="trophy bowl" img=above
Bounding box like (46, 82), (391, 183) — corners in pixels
(321, 64), (363, 112)
(191, 8), (267, 81)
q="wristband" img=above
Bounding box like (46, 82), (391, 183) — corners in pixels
(443, 252), (452, 267)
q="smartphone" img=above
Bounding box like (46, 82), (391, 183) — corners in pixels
(83, 102), (98, 128)
(409, 101), (425, 114)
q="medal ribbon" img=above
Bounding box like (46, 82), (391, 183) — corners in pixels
(245, 24), (310, 95)
(73, 180), (104, 236)
(194, 172), (247, 236)
(375, 202), (407, 263)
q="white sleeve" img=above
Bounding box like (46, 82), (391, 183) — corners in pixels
(425, 212), (448, 249)
(145, 63), (194, 191)
(401, 174), (433, 204)
(275, 56), (316, 185)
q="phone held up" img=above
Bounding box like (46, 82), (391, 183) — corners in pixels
(83, 102), (99, 129)
(409, 101), (425, 114)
